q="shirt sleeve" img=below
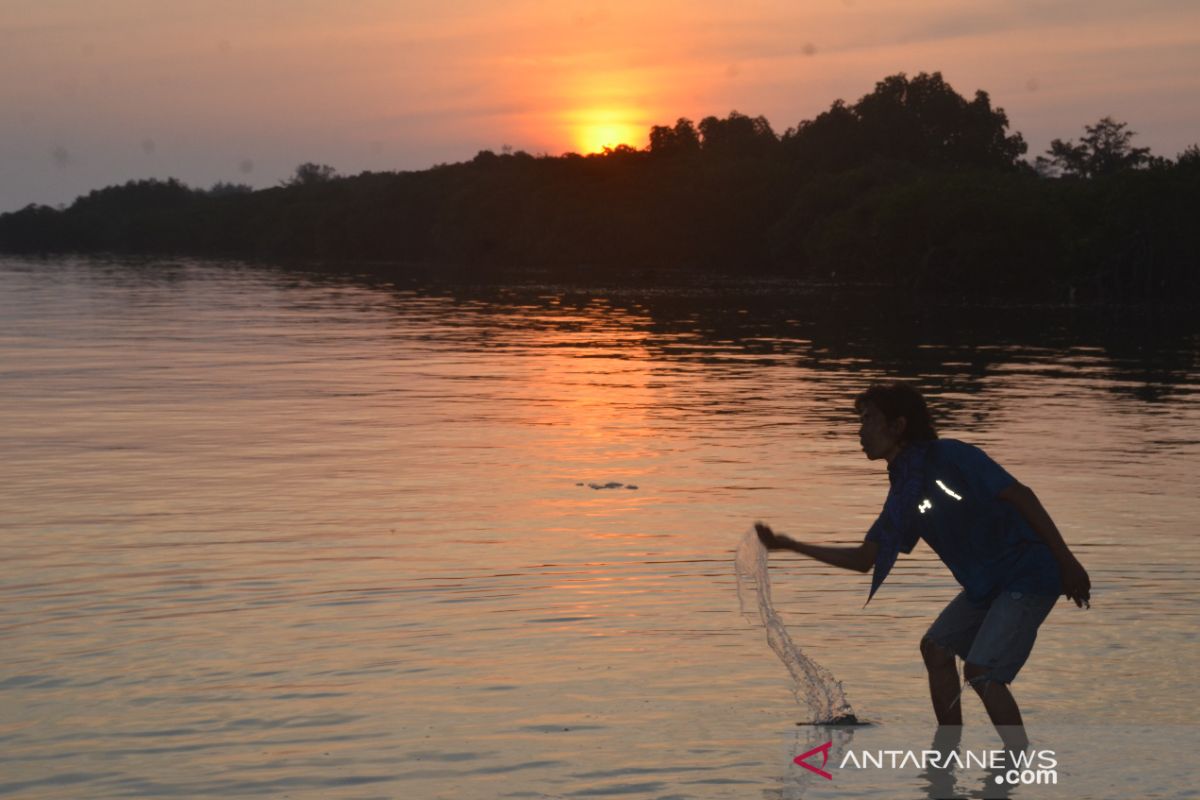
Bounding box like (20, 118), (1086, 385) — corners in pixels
(865, 513), (886, 543)
(949, 440), (1017, 497)
(864, 507), (920, 553)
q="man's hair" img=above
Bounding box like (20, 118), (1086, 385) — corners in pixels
(854, 382), (938, 442)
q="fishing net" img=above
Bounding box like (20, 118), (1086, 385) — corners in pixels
(736, 528), (857, 724)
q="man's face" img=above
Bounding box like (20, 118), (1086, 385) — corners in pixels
(858, 402), (905, 461)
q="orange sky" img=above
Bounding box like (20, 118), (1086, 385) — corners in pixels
(3, 0), (1199, 211)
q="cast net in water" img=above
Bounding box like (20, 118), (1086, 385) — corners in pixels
(735, 528), (858, 724)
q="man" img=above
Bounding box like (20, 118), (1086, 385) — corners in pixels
(755, 382), (1089, 745)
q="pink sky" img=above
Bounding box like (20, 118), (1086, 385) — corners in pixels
(3, 0), (1199, 211)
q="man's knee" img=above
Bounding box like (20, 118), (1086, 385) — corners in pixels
(963, 662), (1001, 693)
(920, 636), (956, 670)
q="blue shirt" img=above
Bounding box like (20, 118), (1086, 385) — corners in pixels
(864, 439), (1062, 604)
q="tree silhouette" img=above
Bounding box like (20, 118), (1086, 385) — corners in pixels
(697, 111), (778, 158)
(1042, 117), (1151, 177)
(648, 118), (701, 156)
(3, 73), (1194, 300)
(285, 162), (339, 186)
(782, 72), (1026, 171)
(207, 181), (254, 196)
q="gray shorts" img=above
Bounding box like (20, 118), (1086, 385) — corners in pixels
(924, 589), (1058, 684)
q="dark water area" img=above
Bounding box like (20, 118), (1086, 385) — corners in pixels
(286, 259), (1200, 404)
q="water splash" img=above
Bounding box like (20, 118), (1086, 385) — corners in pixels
(735, 528), (858, 724)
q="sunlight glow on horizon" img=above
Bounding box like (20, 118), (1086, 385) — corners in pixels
(570, 110), (648, 154)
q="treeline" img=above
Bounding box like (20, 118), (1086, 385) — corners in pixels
(3, 72), (1198, 299)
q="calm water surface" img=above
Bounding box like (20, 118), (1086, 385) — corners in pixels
(2, 257), (1198, 799)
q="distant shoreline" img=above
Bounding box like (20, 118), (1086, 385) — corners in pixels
(4, 72), (1197, 302)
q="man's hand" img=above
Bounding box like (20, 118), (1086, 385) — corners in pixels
(755, 522), (790, 551)
(755, 523), (877, 572)
(1058, 554), (1091, 608)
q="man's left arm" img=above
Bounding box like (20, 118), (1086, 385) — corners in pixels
(999, 482), (1091, 608)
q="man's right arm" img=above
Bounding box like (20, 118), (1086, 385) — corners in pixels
(755, 523), (878, 573)
(999, 481), (1091, 608)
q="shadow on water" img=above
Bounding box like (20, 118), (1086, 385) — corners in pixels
(36, 253), (1197, 442)
(258, 260), (1200, 407)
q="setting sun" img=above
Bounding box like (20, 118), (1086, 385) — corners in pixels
(572, 110), (646, 154)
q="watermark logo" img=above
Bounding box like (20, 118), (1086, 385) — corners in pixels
(791, 744), (1058, 785)
(794, 740), (833, 780)
(995, 769), (1058, 786)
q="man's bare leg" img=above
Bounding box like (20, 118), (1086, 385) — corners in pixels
(964, 662), (1029, 753)
(921, 637), (962, 725)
